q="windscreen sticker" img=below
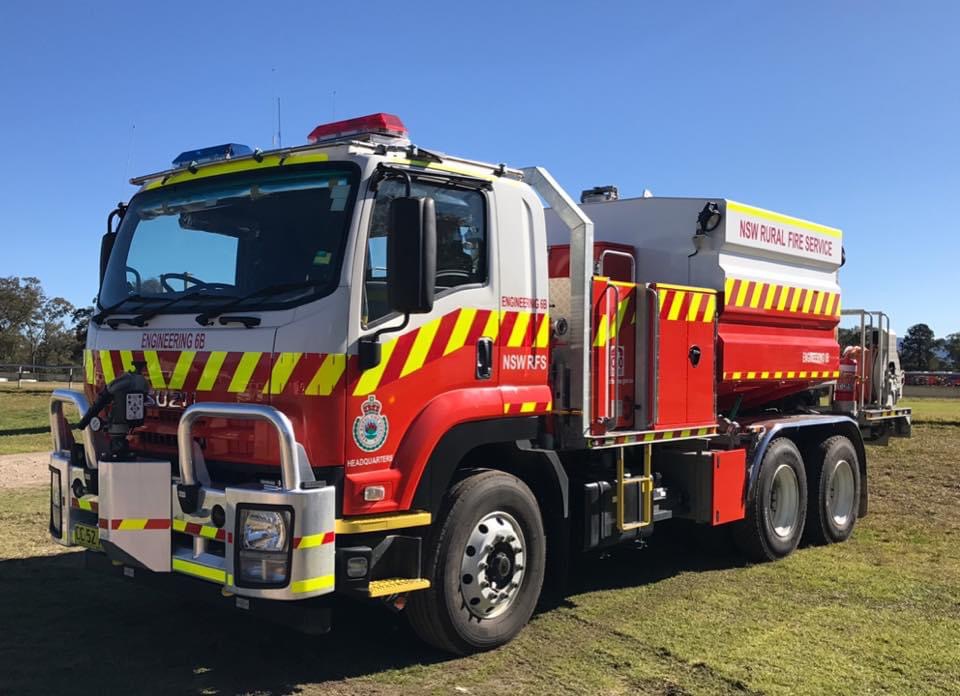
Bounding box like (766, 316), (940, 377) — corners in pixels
(313, 250), (332, 265)
(329, 185), (349, 212)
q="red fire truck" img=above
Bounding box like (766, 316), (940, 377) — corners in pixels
(47, 113), (911, 654)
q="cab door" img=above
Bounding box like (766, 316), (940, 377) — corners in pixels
(342, 171), (500, 512)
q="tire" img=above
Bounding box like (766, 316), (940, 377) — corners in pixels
(732, 438), (807, 561)
(407, 470), (546, 655)
(804, 436), (860, 545)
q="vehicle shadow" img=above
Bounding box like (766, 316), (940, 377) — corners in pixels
(0, 526), (749, 695)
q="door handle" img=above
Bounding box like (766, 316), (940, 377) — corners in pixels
(476, 338), (493, 380)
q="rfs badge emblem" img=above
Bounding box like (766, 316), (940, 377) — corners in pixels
(353, 395), (389, 452)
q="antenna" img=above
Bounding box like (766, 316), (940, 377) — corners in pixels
(276, 96), (282, 149)
(332, 90), (336, 120)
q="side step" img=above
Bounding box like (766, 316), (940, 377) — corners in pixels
(367, 578), (431, 597)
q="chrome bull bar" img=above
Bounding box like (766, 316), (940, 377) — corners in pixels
(177, 402), (308, 492)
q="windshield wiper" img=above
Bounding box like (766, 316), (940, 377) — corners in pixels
(104, 289), (236, 329)
(93, 295), (167, 325)
(195, 281), (317, 326)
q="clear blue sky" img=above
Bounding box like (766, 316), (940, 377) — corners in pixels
(1, 1), (956, 337)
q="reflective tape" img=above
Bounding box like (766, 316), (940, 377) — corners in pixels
(290, 574), (335, 594)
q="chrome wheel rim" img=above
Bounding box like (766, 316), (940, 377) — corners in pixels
(826, 459), (855, 528)
(769, 464), (800, 540)
(460, 511), (526, 620)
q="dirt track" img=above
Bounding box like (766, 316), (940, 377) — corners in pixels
(0, 451), (47, 488)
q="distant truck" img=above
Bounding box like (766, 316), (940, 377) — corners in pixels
(47, 113), (911, 653)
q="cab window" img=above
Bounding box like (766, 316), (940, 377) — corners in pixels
(363, 178), (486, 325)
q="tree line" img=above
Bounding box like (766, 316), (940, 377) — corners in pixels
(0, 277), (91, 366)
(839, 323), (959, 371)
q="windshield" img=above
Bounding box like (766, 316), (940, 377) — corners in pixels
(99, 164), (360, 314)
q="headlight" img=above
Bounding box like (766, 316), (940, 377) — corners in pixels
(49, 468), (62, 537)
(239, 509), (290, 552)
(236, 507), (293, 587)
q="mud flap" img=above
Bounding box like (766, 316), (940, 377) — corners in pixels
(98, 459), (172, 572)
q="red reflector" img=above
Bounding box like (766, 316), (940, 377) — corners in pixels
(307, 112), (407, 143)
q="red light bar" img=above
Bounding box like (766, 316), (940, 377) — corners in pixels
(307, 112), (408, 143)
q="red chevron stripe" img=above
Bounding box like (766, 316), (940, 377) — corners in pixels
(499, 310), (519, 345)
(467, 309), (492, 344)
(380, 328), (418, 386)
(425, 310), (460, 365)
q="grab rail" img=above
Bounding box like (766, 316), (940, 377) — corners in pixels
(178, 403), (302, 491)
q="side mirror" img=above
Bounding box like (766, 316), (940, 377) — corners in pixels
(99, 232), (116, 287)
(387, 197), (436, 315)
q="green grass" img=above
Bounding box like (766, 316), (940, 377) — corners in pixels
(899, 398), (960, 424)
(1, 425), (959, 694)
(0, 383), (82, 455)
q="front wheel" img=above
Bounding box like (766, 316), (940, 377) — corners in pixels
(407, 470), (546, 654)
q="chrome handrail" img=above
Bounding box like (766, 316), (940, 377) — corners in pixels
(49, 389), (97, 467)
(178, 403), (301, 491)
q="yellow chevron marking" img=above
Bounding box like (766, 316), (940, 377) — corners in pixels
(763, 284), (776, 310)
(787, 371), (796, 378)
(747, 371), (757, 379)
(483, 310), (501, 340)
(789, 289), (802, 313)
(305, 354), (346, 396)
(811, 371), (820, 378)
(668, 291), (686, 321)
(749, 282), (764, 309)
(836, 295), (842, 314)
(535, 313), (550, 348)
(687, 292), (702, 321)
(291, 574), (335, 594)
(594, 314), (609, 347)
(119, 350), (135, 373)
(172, 557), (226, 584)
(503, 404), (510, 414)
(546, 401), (552, 411)
(615, 299), (630, 334)
(813, 292), (826, 315)
(265, 352), (302, 394)
(732, 371), (742, 379)
(197, 351), (227, 391)
(824, 293), (837, 316)
(724, 277), (735, 299)
(168, 351), (196, 390)
(99, 350), (116, 384)
(761, 371), (769, 379)
(702, 295), (717, 322)
(697, 428), (710, 436)
(799, 371), (808, 378)
(297, 532), (333, 549)
(520, 402), (536, 413)
(117, 518), (148, 531)
(402, 318), (441, 377)
(445, 308), (476, 355)
(228, 352), (261, 393)
(354, 339), (397, 396)
(774, 371), (783, 378)
(143, 350), (166, 389)
(84, 350), (94, 384)
(801, 290), (814, 314)
(735, 281), (749, 307)
(680, 429), (691, 438)
(777, 286), (789, 311)
(508, 312), (531, 347)
(658, 288), (669, 311)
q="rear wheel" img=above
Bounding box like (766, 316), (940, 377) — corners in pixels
(733, 437), (807, 561)
(804, 436), (860, 544)
(407, 470), (546, 654)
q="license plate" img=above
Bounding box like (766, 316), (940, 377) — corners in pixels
(72, 523), (102, 551)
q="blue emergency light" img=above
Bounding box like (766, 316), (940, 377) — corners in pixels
(172, 143), (253, 167)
